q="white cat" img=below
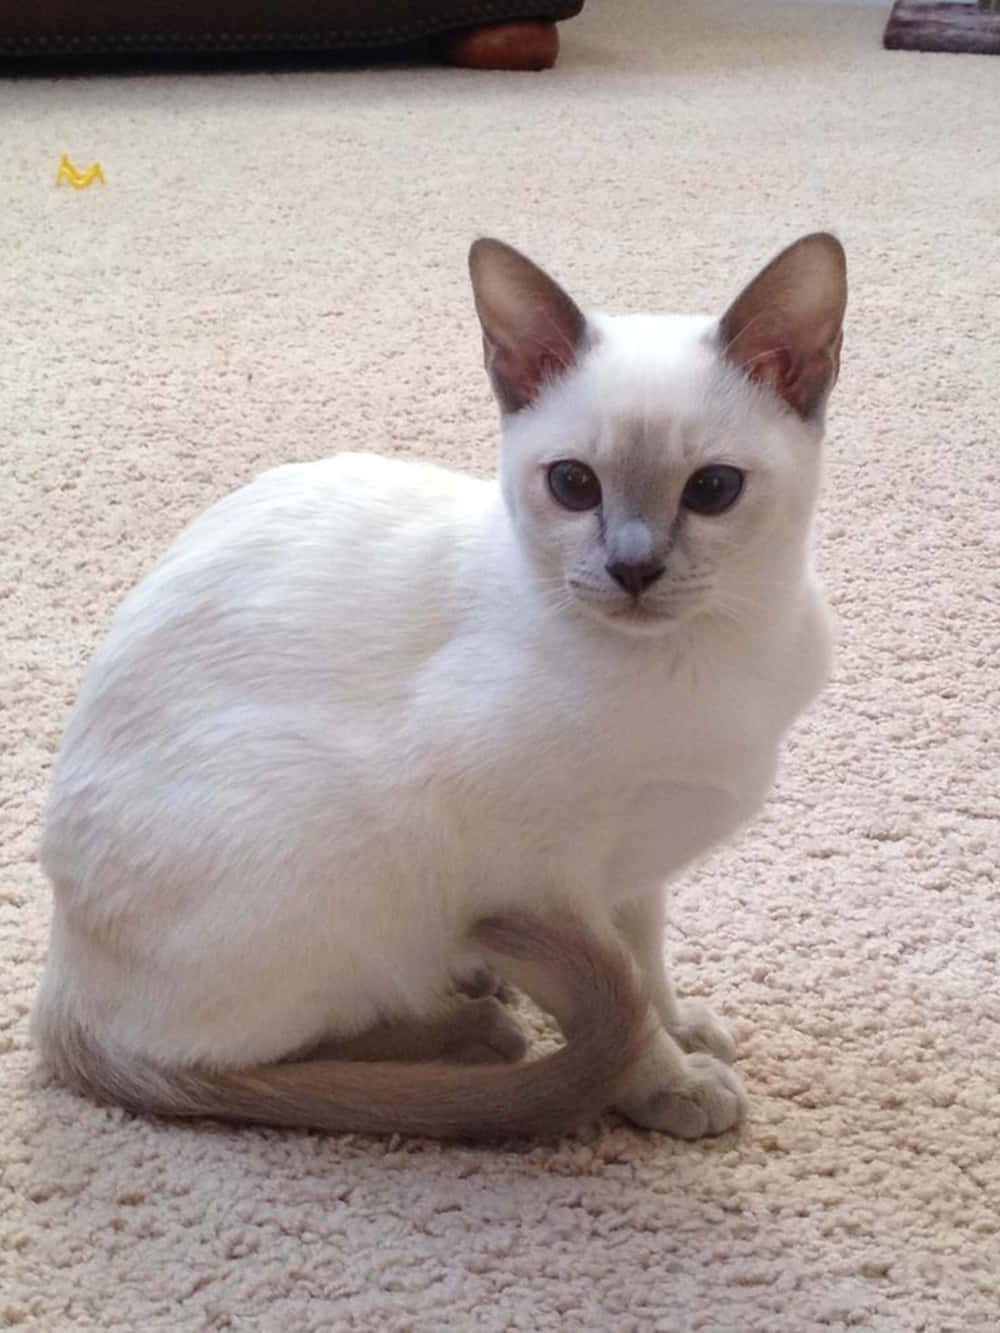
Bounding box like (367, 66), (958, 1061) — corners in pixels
(33, 233), (846, 1141)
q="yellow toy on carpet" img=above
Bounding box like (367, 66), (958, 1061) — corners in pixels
(56, 154), (106, 188)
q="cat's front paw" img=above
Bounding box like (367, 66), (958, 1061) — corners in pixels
(618, 1053), (747, 1139)
(669, 1000), (737, 1064)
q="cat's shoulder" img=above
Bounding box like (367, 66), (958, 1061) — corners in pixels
(247, 451), (485, 508)
(180, 452), (490, 557)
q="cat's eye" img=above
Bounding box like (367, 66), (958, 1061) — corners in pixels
(547, 461), (602, 512)
(681, 465), (745, 516)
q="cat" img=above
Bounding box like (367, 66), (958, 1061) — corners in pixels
(32, 232), (847, 1141)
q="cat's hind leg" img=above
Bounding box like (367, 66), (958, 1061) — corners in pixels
(306, 995), (527, 1066)
(452, 963), (517, 1006)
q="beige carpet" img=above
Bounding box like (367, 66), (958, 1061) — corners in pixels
(3, 2), (998, 1328)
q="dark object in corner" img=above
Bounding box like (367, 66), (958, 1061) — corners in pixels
(0, 1), (582, 72)
(884, 1), (1000, 54)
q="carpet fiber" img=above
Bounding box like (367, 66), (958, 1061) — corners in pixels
(2, 2), (998, 1329)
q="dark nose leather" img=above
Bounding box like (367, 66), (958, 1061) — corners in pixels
(605, 558), (666, 598)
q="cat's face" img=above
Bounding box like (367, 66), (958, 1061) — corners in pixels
(469, 234), (846, 639)
(499, 314), (824, 639)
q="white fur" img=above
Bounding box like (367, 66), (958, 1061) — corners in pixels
(36, 309), (832, 1121)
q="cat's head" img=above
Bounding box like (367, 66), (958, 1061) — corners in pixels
(469, 234), (847, 638)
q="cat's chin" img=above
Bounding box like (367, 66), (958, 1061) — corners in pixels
(578, 599), (681, 640)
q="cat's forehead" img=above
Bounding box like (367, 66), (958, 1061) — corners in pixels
(588, 311), (721, 389)
(583, 313), (730, 468)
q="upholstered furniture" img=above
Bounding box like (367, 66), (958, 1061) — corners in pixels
(0, 1), (586, 70)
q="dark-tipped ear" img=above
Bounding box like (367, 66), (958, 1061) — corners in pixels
(720, 233), (847, 420)
(469, 238), (588, 414)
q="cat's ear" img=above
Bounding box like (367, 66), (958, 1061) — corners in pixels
(720, 233), (847, 420)
(468, 238), (589, 414)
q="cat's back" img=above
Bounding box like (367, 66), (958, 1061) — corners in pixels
(92, 450), (486, 642)
(47, 452), (492, 797)
(156, 450), (485, 577)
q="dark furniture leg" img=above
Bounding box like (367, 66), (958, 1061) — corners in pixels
(442, 20), (560, 69)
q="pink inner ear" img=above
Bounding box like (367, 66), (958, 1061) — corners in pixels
(720, 234), (847, 421)
(489, 344), (533, 408)
(471, 240), (587, 414)
(488, 328), (577, 412)
(786, 342), (844, 417)
(534, 348), (569, 389)
(743, 344), (836, 419)
(744, 346), (792, 394)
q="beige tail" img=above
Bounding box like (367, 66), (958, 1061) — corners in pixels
(38, 912), (651, 1141)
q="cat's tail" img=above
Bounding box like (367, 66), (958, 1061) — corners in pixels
(37, 913), (653, 1141)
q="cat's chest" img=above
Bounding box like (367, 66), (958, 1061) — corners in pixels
(521, 672), (774, 882)
(466, 640), (777, 790)
(409, 632), (781, 895)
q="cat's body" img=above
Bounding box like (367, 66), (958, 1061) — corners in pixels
(34, 235), (846, 1140)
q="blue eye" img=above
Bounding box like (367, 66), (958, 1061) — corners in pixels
(682, 465), (744, 516)
(547, 460), (602, 512)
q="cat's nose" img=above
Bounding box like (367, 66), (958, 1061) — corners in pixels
(605, 558), (666, 598)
